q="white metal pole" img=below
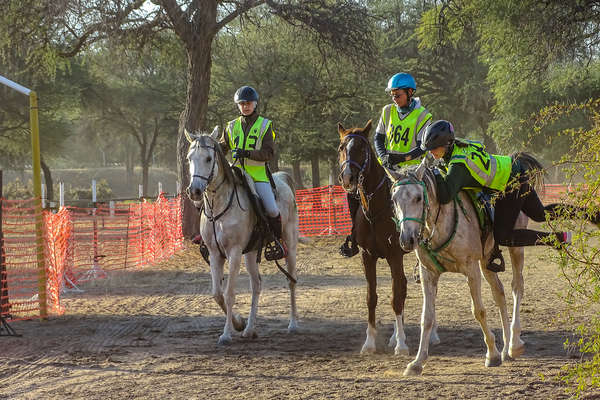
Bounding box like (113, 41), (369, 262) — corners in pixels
(92, 179), (97, 203)
(158, 181), (162, 195)
(59, 182), (64, 208)
(0, 75), (31, 95)
(41, 183), (46, 208)
(139, 184), (143, 198)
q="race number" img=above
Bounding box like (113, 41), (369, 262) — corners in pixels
(393, 125), (410, 146)
(469, 143), (491, 171)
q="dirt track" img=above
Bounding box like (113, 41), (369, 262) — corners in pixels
(0, 236), (597, 399)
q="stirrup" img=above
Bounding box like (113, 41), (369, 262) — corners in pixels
(265, 239), (287, 261)
(487, 247), (505, 273)
(339, 235), (359, 258)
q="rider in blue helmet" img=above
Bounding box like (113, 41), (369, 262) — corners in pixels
(340, 72), (433, 257)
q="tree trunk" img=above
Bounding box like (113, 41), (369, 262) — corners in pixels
(41, 158), (53, 202)
(329, 157), (339, 186)
(310, 154), (320, 188)
(177, 17), (216, 238)
(292, 160), (304, 189)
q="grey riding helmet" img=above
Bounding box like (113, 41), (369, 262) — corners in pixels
(420, 120), (455, 151)
(234, 86), (259, 103)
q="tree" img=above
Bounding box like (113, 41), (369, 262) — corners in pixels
(1, 0), (375, 236)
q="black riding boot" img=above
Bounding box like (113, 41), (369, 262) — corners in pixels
(265, 214), (287, 261)
(340, 194), (359, 257)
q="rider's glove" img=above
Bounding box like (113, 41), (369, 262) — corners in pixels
(380, 154), (393, 169)
(232, 149), (250, 159)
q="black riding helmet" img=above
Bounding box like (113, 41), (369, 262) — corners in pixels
(420, 120), (455, 151)
(234, 86), (259, 103)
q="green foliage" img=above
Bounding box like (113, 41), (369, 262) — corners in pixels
(2, 178), (34, 200)
(532, 99), (600, 397)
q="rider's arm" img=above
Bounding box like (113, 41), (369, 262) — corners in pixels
(434, 163), (481, 204)
(374, 116), (387, 158)
(246, 124), (274, 162)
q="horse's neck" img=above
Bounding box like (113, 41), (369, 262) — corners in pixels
(424, 173), (454, 243)
(362, 151), (386, 195)
(203, 165), (235, 210)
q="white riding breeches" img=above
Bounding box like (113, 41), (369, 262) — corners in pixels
(255, 181), (279, 218)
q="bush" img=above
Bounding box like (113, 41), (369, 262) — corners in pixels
(2, 178), (34, 199)
(68, 178), (113, 201)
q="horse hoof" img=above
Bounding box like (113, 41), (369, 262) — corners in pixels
(485, 356), (502, 367)
(287, 322), (299, 334)
(360, 344), (376, 355)
(241, 329), (258, 339)
(403, 363), (423, 376)
(509, 344), (525, 359)
(429, 336), (441, 346)
(217, 335), (232, 345)
(233, 315), (247, 332)
(394, 346), (409, 356)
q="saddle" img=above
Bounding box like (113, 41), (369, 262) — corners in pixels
(231, 166), (284, 262)
(463, 189), (505, 272)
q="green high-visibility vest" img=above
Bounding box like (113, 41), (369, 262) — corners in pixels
(227, 116), (273, 182)
(377, 104), (432, 167)
(448, 140), (512, 191)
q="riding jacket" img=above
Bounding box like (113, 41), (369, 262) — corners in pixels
(434, 139), (517, 204)
(374, 97), (432, 167)
(220, 111), (275, 183)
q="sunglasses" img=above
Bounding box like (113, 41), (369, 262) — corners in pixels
(390, 93), (405, 99)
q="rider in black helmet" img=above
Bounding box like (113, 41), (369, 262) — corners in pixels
(421, 119), (600, 271)
(218, 85), (287, 261)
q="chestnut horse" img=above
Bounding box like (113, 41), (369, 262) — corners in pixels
(337, 120), (438, 355)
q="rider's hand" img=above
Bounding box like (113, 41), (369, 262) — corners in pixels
(381, 154), (393, 169)
(232, 149), (250, 159)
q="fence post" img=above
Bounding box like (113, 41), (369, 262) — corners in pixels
(0, 171), (10, 317)
(59, 182), (64, 208)
(41, 183), (46, 209)
(92, 179), (97, 204)
(158, 182), (162, 196)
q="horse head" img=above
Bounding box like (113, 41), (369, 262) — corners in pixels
(185, 125), (227, 201)
(387, 160), (432, 252)
(337, 119), (373, 193)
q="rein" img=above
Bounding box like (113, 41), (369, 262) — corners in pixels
(391, 173), (459, 273)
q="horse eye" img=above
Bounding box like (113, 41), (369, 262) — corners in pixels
(206, 156), (212, 163)
(415, 195), (422, 203)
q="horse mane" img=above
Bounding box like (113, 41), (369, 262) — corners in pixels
(394, 164), (438, 202)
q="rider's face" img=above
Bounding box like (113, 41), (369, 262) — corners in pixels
(390, 89), (411, 108)
(237, 101), (256, 116)
(430, 146), (447, 159)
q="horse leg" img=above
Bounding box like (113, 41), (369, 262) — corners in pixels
(481, 262), (511, 362)
(466, 265), (502, 367)
(361, 251), (378, 355)
(241, 251), (261, 339)
(507, 245), (526, 358)
(218, 250), (243, 345)
(386, 251), (409, 356)
(404, 266), (439, 376)
(429, 265), (441, 346)
(283, 227), (299, 333)
(210, 252), (245, 334)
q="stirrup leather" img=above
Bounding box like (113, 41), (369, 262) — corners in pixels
(265, 239), (287, 261)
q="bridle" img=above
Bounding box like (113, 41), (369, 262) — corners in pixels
(390, 169), (458, 273)
(338, 134), (387, 217)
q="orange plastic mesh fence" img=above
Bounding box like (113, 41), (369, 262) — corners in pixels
(1, 195), (183, 320)
(0, 185), (571, 321)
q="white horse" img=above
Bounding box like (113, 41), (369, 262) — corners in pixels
(186, 126), (299, 345)
(387, 161), (528, 376)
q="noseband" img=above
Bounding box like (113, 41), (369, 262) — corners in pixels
(191, 141), (219, 187)
(391, 174), (430, 239)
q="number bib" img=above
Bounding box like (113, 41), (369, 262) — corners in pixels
(227, 116), (272, 182)
(382, 104), (431, 166)
(448, 140), (512, 191)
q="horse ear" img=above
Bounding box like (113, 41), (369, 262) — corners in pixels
(184, 128), (194, 143)
(383, 165), (402, 182)
(210, 125), (220, 140)
(415, 157), (428, 180)
(363, 119), (372, 136)
(338, 122), (346, 139)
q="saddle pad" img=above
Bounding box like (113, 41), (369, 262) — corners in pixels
(463, 189), (492, 233)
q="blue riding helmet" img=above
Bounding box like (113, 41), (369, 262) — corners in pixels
(386, 73), (417, 92)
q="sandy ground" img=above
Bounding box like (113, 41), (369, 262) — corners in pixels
(1, 236), (598, 399)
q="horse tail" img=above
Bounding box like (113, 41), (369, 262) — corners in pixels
(510, 152), (545, 194)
